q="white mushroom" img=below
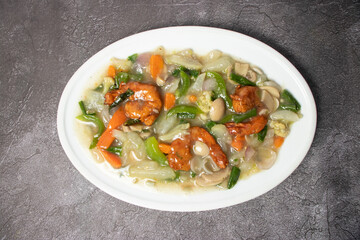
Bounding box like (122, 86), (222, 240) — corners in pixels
(140, 131), (151, 139)
(256, 147), (277, 170)
(260, 86), (280, 99)
(251, 66), (264, 75)
(246, 70), (257, 82)
(261, 90), (277, 113)
(122, 125), (131, 132)
(195, 167), (231, 187)
(273, 98), (279, 111)
(209, 98), (225, 121)
(234, 62), (249, 76)
(262, 80), (282, 91)
(129, 124), (144, 132)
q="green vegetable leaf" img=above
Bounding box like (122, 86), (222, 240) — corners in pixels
(230, 73), (256, 86)
(177, 112), (196, 119)
(124, 119), (141, 126)
(110, 89), (134, 108)
(127, 53), (138, 63)
(257, 125), (268, 142)
(106, 146), (122, 156)
(227, 166), (241, 189)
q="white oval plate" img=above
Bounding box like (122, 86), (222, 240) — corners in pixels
(57, 26), (316, 212)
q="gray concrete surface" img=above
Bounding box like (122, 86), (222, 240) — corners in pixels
(1, 0), (359, 239)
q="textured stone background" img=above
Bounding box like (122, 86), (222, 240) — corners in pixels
(0, 0), (359, 239)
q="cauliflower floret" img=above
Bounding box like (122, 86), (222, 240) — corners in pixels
(270, 120), (289, 137)
(197, 91), (212, 113)
(110, 57), (132, 72)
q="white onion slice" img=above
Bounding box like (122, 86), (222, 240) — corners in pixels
(245, 146), (256, 162)
(270, 110), (300, 122)
(202, 78), (217, 91)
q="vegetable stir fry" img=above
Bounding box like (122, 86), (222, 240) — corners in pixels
(76, 47), (301, 190)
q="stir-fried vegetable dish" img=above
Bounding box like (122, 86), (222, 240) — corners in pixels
(76, 47), (301, 190)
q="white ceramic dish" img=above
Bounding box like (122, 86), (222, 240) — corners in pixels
(57, 26), (316, 212)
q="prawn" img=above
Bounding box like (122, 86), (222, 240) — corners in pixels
(167, 135), (192, 171)
(104, 82), (162, 126)
(230, 86), (263, 113)
(225, 115), (268, 136)
(190, 127), (228, 169)
(166, 127), (228, 171)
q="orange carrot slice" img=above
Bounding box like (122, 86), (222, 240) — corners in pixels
(189, 95), (197, 103)
(98, 148), (122, 168)
(164, 93), (176, 111)
(96, 129), (115, 149)
(274, 136), (285, 148)
(149, 55), (164, 79)
(97, 107), (127, 149)
(108, 65), (116, 78)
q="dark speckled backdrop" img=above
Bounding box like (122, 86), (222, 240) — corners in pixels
(0, 0), (359, 239)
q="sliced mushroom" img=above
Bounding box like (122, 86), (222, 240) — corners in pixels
(195, 167), (231, 187)
(129, 124), (144, 132)
(262, 80), (282, 91)
(234, 62), (249, 76)
(261, 90), (277, 113)
(260, 86), (280, 99)
(273, 97), (279, 111)
(251, 66), (264, 75)
(139, 131), (151, 139)
(256, 147), (277, 170)
(246, 70), (257, 82)
(122, 126), (131, 132)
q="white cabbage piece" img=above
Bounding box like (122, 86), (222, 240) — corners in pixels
(129, 160), (176, 180)
(211, 124), (232, 152)
(153, 113), (178, 135)
(158, 123), (190, 143)
(188, 73), (206, 94)
(202, 56), (233, 72)
(112, 130), (146, 164)
(165, 54), (202, 70)
(270, 110), (300, 122)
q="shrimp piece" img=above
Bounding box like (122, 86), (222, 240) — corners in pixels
(231, 86), (262, 113)
(167, 135), (192, 171)
(166, 127), (229, 170)
(225, 115), (268, 136)
(104, 82), (162, 125)
(190, 127), (228, 169)
(232, 135), (245, 151)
